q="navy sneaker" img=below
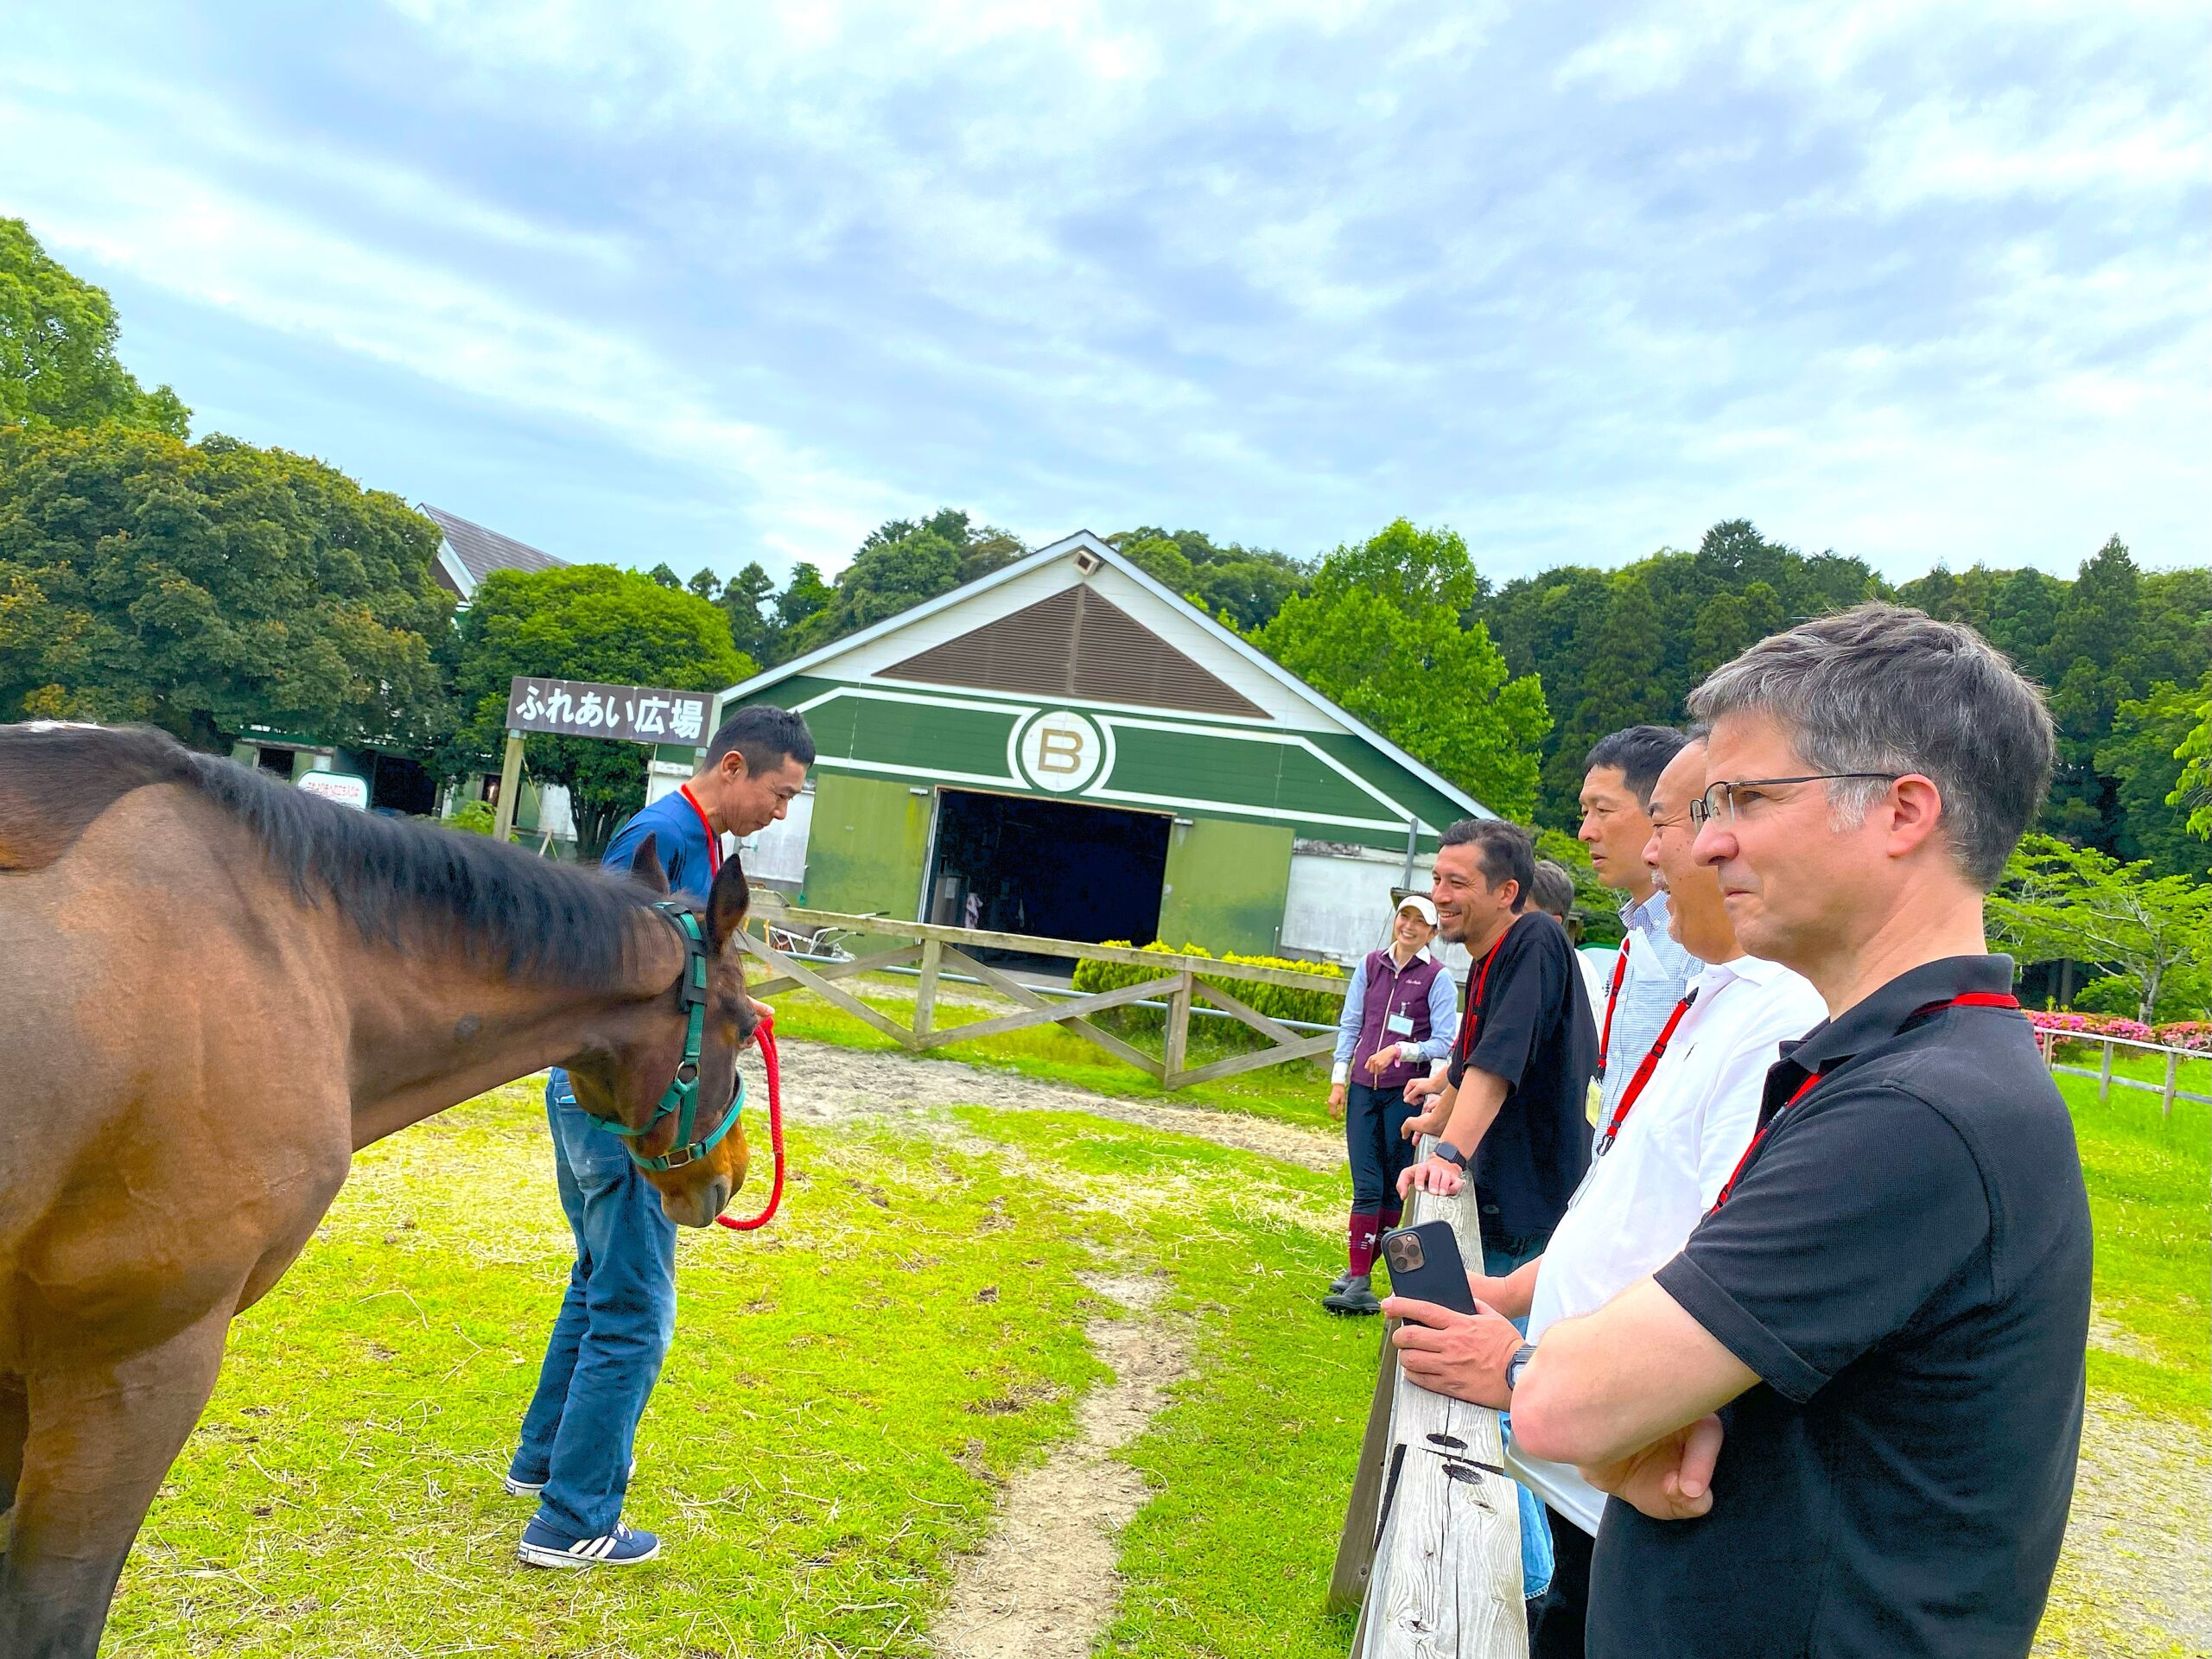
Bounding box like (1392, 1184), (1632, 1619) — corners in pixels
(504, 1457), (632, 1498)
(518, 1516), (660, 1568)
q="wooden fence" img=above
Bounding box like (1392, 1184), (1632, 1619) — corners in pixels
(2033, 1028), (2210, 1117)
(1327, 1137), (1525, 1658)
(736, 906), (1345, 1090)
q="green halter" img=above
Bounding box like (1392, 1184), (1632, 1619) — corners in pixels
(593, 902), (745, 1173)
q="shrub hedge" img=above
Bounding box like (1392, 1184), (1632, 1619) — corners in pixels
(1071, 940), (1348, 1028)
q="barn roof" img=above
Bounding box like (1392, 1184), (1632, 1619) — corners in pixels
(721, 531), (1491, 825)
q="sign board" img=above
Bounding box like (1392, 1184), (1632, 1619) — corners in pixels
(504, 677), (712, 746)
(297, 771), (371, 810)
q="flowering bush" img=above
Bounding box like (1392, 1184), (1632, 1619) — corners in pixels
(1073, 940), (1346, 1027)
(2024, 1009), (2158, 1044)
(2154, 1021), (2212, 1052)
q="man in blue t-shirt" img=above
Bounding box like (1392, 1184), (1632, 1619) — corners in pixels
(508, 704), (813, 1570)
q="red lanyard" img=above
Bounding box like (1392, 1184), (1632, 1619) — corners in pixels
(1596, 987), (1697, 1154)
(679, 784), (723, 878)
(1710, 991), (2021, 1210)
(1455, 918), (1520, 1058)
(1594, 936), (1632, 1078)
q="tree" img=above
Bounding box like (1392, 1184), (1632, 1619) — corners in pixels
(773, 563), (832, 647)
(1, 219), (190, 437)
(2100, 679), (2208, 878)
(778, 510), (1024, 661)
(0, 423), (452, 752)
(646, 562), (683, 590)
(448, 564), (753, 857)
(1110, 525), (1312, 632)
(2171, 674), (2212, 842)
(719, 560), (776, 663)
(686, 567), (720, 602)
(1987, 834), (2209, 1023)
(1255, 519), (1549, 819)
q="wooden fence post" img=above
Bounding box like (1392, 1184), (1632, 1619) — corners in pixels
(1163, 970), (1194, 1085)
(1332, 1138), (1526, 1659)
(2162, 1048), (2179, 1119)
(2099, 1039), (2113, 1104)
(913, 938), (944, 1040)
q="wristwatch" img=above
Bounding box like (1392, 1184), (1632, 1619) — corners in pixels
(1431, 1141), (1469, 1170)
(1504, 1342), (1537, 1394)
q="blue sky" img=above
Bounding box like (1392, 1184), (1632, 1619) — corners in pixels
(7, 1), (2206, 587)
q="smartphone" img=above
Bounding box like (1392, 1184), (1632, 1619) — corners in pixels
(1377, 1220), (1478, 1314)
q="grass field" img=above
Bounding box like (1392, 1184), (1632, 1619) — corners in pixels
(106, 986), (2208, 1656)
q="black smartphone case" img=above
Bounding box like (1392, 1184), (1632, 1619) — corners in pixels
(1377, 1219), (1477, 1313)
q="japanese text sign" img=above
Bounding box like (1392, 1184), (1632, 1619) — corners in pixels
(504, 677), (713, 746)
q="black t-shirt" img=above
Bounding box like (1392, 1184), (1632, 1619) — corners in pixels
(1446, 911), (1596, 1236)
(1588, 956), (2092, 1659)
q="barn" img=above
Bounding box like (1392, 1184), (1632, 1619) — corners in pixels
(715, 531), (1491, 964)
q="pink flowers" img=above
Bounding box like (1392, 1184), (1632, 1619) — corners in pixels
(2025, 1008), (2209, 1050)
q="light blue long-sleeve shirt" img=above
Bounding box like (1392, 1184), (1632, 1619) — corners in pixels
(1332, 946), (1461, 1083)
(1592, 889), (1701, 1131)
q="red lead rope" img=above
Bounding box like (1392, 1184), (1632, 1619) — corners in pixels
(1709, 992), (2022, 1211)
(715, 1016), (785, 1232)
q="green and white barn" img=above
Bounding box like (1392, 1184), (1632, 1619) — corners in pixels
(714, 531), (1492, 964)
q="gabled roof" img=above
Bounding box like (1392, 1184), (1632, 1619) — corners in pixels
(419, 504), (569, 600)
(721, 531), (1493, 820)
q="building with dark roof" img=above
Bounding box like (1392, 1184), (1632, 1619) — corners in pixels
(419, 503), (569, 601)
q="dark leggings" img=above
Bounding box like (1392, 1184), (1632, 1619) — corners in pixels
(1344, 1080), (1421, 1210)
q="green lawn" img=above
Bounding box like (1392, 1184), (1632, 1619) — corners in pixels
(107, 996), (2207, 1656)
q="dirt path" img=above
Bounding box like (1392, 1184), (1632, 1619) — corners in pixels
(931, 1271), (1191, 1659)
(768, 1038), (1342, 1172)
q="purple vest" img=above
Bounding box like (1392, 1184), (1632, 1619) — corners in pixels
(1351, 948), (1446, 1090)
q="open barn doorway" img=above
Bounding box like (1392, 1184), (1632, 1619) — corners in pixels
(926, 789), (1170, 956)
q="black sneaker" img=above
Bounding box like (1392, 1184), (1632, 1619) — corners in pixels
(1323, 1274), (1382, 1315)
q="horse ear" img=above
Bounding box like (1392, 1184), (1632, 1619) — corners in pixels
(629, 833), (669, 894)
(706, 849), (751, 954)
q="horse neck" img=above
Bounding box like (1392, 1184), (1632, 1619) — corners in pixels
(341, 911), (684, 1148)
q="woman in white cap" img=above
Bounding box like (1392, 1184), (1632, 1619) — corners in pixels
(1324, 893), (1460, 1313)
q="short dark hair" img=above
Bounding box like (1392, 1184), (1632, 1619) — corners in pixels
(706, 704), (817, 776)
(1687, 602), (2053, 891)
(1584, 725), (1688, 810)
(1439, 817), (1535, 912)
(1529, 859), (1577, 922)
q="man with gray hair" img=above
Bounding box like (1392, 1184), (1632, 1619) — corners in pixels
(1482, 606), (2090, 1659)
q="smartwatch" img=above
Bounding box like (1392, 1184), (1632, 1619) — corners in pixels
(1431, 1141), (1469, 1171)
(1504, 1342), (1537, 1394)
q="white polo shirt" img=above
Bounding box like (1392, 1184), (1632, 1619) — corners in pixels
(1513, 953), (1825, 1529)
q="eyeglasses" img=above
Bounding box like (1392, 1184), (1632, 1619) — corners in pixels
(1688, 773), (1904, 826)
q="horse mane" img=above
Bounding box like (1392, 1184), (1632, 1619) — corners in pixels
(0, 722), (668, 986)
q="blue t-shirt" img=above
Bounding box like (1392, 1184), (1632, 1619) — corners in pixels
(601, 785), (719, 902)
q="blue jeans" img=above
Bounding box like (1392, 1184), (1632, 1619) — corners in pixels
(511, 1069), (677, 1540)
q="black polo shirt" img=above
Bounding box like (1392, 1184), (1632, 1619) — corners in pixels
(1447, 912), (1596, 1237)
(1588, 956), (2091, 1659)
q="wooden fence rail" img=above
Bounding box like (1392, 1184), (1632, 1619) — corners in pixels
(2031, 1028), (2210, 1117)
(736, 906), (1345, 1090)
(1328, 1137), (1525, 1658)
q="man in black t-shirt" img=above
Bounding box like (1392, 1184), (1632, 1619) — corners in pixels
(1401, 818), (1596, 1272)
(1494, 605), (2089, 1659)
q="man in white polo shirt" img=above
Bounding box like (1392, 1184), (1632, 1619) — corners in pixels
(1383, 734), (1823, 1656)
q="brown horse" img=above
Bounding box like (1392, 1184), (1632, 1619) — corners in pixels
(0, 722), (758, 1657)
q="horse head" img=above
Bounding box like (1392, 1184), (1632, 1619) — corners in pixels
(562, 834), (756, 1227)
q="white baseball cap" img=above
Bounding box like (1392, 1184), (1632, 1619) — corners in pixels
(1395, 894), (1440, 926)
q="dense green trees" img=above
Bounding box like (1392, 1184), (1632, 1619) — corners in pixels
(447, 565), (753, 855)
(1, 219), (189, 437)
(0, 423), (454, 751)
(1254, 519), (1549, 819)
(1987, 835), (2209, 1022)
(1109, 525), (1311, 631)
